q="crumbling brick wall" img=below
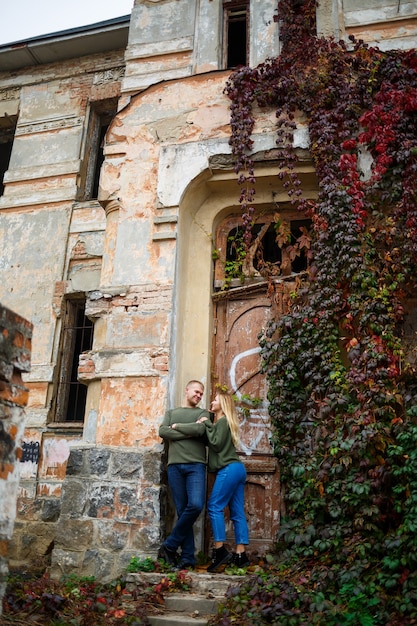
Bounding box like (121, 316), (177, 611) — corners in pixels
(0, 304), (32, 616)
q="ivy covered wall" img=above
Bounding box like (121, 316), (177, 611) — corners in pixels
(213, 0), (417, 622)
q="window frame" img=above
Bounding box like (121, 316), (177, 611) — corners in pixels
(51, 296), (94, 424)
(0, 115), (17, 196)
(214, 211), (311, 290)
(78, 99), (118, 201)
(223, 0), (249, 69)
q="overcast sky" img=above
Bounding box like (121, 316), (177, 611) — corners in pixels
(0, 0), (134, 45)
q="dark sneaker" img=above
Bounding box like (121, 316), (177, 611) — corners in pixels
(174, 561), (194, 570)
(157, 544), (178, 566)
(207, 546), (232, 573)
(232, 552), (250, 568)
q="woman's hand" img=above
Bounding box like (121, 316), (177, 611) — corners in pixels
(196, 416), (208, 423)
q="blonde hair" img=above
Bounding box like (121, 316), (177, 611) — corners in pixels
(218, 391), (240, 448)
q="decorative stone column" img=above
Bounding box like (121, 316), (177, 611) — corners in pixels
(99, 197), (121, 291)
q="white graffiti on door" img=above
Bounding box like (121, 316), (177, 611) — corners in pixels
(229, 346), (271, 455)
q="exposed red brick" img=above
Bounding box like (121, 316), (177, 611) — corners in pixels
(0, 540), (9, 558)
(0, 463), (14, 479)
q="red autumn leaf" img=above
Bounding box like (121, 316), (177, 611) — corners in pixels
(341, 139), (357, 150)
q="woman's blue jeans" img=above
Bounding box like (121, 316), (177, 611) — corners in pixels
(165, 462), (206, 565)
(208, 462), (249, 545)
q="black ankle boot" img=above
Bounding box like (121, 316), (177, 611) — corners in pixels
(157, 544), (178, 566)
(233, 552), (250, 568)
(207, 545), (232, 572)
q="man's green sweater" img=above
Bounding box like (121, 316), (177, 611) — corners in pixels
(159, 406), (210, 465)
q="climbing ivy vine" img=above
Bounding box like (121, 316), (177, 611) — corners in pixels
(214, 0), (417, 623)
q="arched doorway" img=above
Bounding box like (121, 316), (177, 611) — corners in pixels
(174, 151), (317, 557)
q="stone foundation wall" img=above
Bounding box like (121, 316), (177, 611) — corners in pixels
(50, 445), (163, 582)
(0, 304), (32, 616)
(8, 491), (61, 572)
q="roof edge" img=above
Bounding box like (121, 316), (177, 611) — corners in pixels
(0, 14), (130, 51)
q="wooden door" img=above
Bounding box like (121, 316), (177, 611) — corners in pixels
(207, 210), (310, 557)
(208, 285), (281, 557)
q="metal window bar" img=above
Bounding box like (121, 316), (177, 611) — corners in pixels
(56, 300), (93, 422)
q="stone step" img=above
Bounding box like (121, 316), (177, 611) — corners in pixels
(147, 591), (223, 626)
(126, 569), (249, 626)
(126, 569), (242, 596)
(148, 614), (209, 626)
(165, 592), (220, 613)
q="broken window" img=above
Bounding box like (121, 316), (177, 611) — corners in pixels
(223, 1), (249, 69)
(52, 297), (94, 422)
(0, 115), (16, 196)
(214, 213), (312, 290)
(78, 98), (117, 200)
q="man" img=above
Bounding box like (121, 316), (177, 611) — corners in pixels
(158, 380), (210, 569)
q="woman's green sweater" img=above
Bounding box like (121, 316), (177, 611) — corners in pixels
(203, 416), (240, 472)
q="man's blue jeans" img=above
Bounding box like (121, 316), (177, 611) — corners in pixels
(165, 462), (206, 565)
(208, 461), (249, 545)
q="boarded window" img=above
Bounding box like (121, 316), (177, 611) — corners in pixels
(223, 1), (249, 68)
(53, 298), (94, 422)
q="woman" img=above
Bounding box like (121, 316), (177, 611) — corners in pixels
(197, 390), (250, 572)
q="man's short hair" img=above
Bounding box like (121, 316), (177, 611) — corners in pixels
(186, 380), (204, 389)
